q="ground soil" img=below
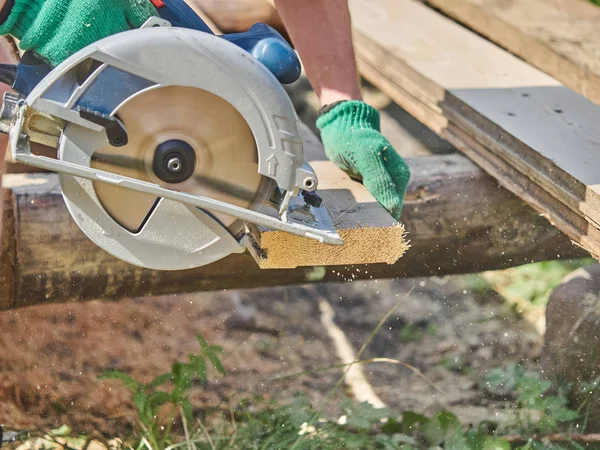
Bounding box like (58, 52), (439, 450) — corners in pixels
(0, 276), (542, 440)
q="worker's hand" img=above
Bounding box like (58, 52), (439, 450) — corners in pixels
(0, 0), (158, 67)
(316, 100), (411, 221)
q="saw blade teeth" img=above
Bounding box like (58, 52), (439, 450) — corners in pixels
(89, 85), (275, 236)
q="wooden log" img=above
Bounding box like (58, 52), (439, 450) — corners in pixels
(349, 0), (600, 259)
(420, 0), (600, 105)
(0, 153), (585, 310)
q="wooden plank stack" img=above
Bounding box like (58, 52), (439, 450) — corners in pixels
(350, 0), (600, 259)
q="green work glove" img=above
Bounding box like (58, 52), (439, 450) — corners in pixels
(0, 0), (158, 67)
(316, 100), (411, 221)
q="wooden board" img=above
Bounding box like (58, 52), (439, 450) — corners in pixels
(350, 0), (600, 259)
(0, 154), (583, 310)
(420, 0), (600, 105)
(249, 125), (406, 268)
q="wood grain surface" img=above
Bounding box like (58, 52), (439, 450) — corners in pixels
(421, 0), (600, 104)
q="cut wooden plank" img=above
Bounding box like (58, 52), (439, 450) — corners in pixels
(350, 0), (600, 259)
(420, 0), (600, 105)
(249, 125), (406, 269)
(0, 154), (584, 310)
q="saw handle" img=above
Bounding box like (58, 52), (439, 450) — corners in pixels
(157, 0), (301, 84)
(221, 23), (301, 85)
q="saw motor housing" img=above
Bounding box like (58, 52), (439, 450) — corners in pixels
(0, 3), (343, 270)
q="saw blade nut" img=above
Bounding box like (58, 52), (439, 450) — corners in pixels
(152, 139), (197, 184)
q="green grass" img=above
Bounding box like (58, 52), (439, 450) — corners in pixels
(8, 338), (599, 450)
(10, 362), (598, 450)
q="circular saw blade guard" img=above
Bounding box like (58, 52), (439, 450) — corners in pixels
(9, 27), (342, 270)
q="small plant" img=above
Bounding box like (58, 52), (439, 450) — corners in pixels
(483, 365), (580, 434)
(400, 323), (425, 342)
(100, 334), (225, 450)
(197, 395), (510, 450)
(439, 356), (472, 375)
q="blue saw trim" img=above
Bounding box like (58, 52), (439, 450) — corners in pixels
(157, 0), (214, 34)
(75, 66), (156, 115)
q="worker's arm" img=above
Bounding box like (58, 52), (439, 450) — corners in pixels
(274, 0), (410, 220)
(274, 0), (360, 105)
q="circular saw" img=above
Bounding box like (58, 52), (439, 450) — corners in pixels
(0, 1), (343, 270)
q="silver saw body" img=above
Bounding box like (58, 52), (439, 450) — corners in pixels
(3, 24), (343, 270)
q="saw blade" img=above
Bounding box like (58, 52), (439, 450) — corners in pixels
(90, 86), (274, 236)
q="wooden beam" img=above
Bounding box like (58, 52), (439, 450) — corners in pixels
(420, 0), (600, 105)
(0, 153), (585, 310)
(350, 0), (600, 259)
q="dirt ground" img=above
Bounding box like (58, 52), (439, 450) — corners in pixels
(0, 276), (542, 439)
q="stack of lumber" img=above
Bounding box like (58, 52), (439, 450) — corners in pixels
(420, 0), (600, 105)
(349, 0), (600, 259)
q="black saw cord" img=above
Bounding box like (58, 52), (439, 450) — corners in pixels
(0, 63), (17, 87)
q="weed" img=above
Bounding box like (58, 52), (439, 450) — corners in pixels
(440, 356), (473, 375)
(400, 323), (438, 342)
(400, 323), (424, 342)
(483, 365), (581, 434)
(100, 334), (225, 450)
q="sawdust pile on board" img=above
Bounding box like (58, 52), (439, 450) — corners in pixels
(0, 278), (542, 438)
